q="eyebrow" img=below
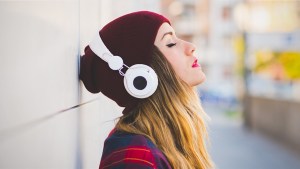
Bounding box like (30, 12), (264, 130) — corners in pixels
(161, 32), (173, 41)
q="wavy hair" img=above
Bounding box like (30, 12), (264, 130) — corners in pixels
(115, 46), (214, 169)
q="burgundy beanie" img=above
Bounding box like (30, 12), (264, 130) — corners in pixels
(80, 11), (170, 114)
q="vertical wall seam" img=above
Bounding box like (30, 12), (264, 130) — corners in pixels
(75, 0), (83, 168)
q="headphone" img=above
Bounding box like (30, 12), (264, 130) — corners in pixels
(89, 34), (158, 99)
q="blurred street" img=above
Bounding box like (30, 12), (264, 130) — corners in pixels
(206, 105), (300, 169)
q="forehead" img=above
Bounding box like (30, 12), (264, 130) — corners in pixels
(154, 23), (174, 44)
(158, 23), (174, 35)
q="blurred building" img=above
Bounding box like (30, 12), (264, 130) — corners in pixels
(161, 0), (243, 110)
(161, 0), (300, 152)
(233, 0), (300, 152)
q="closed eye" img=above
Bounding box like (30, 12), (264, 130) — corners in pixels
(166, 43), (176, 48)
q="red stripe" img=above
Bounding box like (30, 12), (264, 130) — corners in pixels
(100, 146), (157, 169)
(107, 128), (117, 137)
(102, 158), (154, 169)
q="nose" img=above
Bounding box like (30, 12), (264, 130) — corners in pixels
(184, 41), (196, 56)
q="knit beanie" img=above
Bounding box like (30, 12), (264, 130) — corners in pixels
(80, 11), (170, 114)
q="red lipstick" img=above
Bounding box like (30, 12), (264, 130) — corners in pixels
(192, 59), (200, 68)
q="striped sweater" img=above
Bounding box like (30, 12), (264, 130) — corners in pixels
(99, 129), (172, 169)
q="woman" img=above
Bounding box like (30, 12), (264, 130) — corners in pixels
(80, 11), (213, 169)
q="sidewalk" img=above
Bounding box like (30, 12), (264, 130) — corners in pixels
(205, 105), (300, 169)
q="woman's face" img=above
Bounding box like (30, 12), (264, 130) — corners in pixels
(154, 23), (206, 86)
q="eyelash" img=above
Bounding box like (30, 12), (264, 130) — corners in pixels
(166, 43), (176, 48)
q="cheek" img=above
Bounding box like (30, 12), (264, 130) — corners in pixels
(161, 49), (174, 60)
(159, 48), (200, 85)
(165, 55), (187, 75)
(161, 50), (182, 67)
(161, 51), (188, 76)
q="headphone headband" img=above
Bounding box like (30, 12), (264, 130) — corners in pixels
(89, 34), (111, 62)
(89, 34), (124, 71)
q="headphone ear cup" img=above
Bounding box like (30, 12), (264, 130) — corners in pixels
(124, 64), (158, 98)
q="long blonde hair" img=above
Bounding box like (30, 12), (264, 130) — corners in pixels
(116, 46), (214, 169)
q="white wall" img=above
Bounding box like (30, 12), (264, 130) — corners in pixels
(0, 1), (80, 168)
(0, 0), (160, 168)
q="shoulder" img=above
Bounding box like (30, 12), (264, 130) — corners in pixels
(99, 129), (172, 169)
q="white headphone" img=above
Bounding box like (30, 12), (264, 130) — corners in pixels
(89, 34), (158, 99)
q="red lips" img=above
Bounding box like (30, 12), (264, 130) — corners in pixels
(192, 59), (200, 68)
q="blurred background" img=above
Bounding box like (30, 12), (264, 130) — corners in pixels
(0, 0), (299, 168)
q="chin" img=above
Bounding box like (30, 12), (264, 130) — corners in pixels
(190, 74), (206, 86)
